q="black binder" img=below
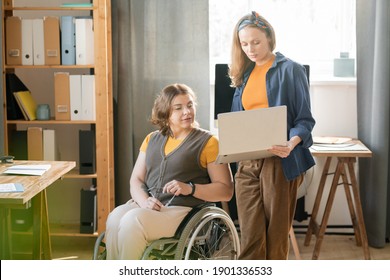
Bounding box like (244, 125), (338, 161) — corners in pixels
(5, 73), (29, 120)
(79, 130), (96, 174)
(80, 188), (97, 234)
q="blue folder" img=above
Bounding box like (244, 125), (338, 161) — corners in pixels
(61, 16), (76, 65)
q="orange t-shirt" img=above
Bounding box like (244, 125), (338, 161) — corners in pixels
(242, 57), (275, 110)
(140, 132), (219, 168)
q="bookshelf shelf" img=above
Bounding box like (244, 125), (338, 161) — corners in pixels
(4, 7), (95, 11)
(2, 0), (114, 241)
(4, 65), (94, 69)
(7, 119), (96, 125)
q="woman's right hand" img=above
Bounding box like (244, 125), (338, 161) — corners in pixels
(139, 196), (164, 211)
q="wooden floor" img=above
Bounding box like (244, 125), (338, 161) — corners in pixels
(49, 232), (390, 260)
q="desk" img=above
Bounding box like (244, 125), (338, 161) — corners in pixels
(0, 160), (75, 259)
(304, 140), (372, 260)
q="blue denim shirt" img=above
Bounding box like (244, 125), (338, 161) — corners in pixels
(231, 52), (316, 180)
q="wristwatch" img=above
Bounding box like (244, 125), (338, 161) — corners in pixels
(188, 181), (196, 196)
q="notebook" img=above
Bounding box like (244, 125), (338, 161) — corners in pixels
(216, 106), (287, 164)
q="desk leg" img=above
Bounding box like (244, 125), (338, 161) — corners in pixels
(346, 160), (371, 260)
(41, 189), (52, 259)
(340, 158), (362, 246)
(304, 157), (332, 246)
(32, 189), (52, 260)
(0, 208), (12, 259)
(311, 159), (343, 259)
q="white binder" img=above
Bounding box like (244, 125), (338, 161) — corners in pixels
(75, 18), (94, 65)
(69, 75), (82, 120)
(21, 19), (33, 65)
(43, 129), (58, 161)
(32, 19), (45, 65)
(81, 75), (95, 121)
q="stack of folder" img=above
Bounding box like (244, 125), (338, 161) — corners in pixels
(6, 128), (58, 161)
(27, 127), (59, 161)
(54, 73), (96, 121)
(5, 15), (94, 66)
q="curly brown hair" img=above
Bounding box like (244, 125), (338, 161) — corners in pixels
(150, 83), (199, 136)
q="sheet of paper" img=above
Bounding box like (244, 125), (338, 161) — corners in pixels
(313, 136), (353, 144)
(0, 183), (24, 193)
(3, 164), (51, 176)
(311, 143), (369, 151)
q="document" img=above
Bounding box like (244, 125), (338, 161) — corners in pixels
(0, 183), (24, 193)
(13, 91), (37, 120)
(311, 143), (369, 151)
(43, 16), (61, 65)
(75, 17), (94, 65)
(43, 129), (58, 161)
(70, 75), (82, 120)
(54, 72), (71, 120)
(81, 75), (96, 120)
(21, 19), (33, 65)
(311, 136), (368, 151)
(6, 16), (22, 65)
(28, 127), (43, 160)
(313, 136), (352, 144)
(61, 16), (76, 65)
(32, 18), (45, 65)
(3, 164), (51, 176)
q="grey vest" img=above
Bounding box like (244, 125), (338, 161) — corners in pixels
(145, 128), (212, 207)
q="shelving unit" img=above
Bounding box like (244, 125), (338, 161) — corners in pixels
(1, 0), (114, 236)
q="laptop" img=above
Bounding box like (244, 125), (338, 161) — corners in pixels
(216, 106), (287, 164)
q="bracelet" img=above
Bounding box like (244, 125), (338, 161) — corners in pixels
(188, 181), (196, 196)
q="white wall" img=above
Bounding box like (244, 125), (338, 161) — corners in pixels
(304, 78), (357, 230)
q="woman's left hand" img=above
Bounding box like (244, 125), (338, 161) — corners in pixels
(163, 180), (192, 196)
(268, 142), (294, 158)
(268, 136), (302, 158)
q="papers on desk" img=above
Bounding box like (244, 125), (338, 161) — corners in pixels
(0, 183), (24, 193)
(311, 143), (369, 151)
(313, 136), (352, 144)
(3, 164), (51, 176)
(311, 136), (369, 151)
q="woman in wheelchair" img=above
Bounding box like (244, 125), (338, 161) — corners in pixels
(105, 83), (234, 259)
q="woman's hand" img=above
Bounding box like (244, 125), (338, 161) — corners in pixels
(163, 180), (192, 196)
(139, 196), (163, 211)
(268, 136), (302, 158)
(268, 144), (293, 158)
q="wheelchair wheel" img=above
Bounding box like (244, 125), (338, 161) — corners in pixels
(93, 232), (106, 260)
(174, 206), (240, 260)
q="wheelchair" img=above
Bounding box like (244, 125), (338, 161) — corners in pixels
(93, 203), (240, 260)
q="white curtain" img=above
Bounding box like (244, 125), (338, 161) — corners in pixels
(356, 0), (390, 247)
(111, 0), (210, 205)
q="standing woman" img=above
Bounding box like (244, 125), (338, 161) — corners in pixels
(229, 11), (315, 259)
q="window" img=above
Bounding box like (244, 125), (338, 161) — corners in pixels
(209, 0), (356, 80)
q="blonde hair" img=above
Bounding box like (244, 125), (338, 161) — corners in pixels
(150, 83), (199, 136)
(229, 12), (276, 87)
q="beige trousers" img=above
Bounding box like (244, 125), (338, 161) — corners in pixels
(235, 157), (303, 260)
(105, 199), (191, 259)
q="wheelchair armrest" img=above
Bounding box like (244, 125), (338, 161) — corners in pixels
(174, 202), (216, 238)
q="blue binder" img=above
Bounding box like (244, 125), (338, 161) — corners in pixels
(60, 16), (76, 65)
